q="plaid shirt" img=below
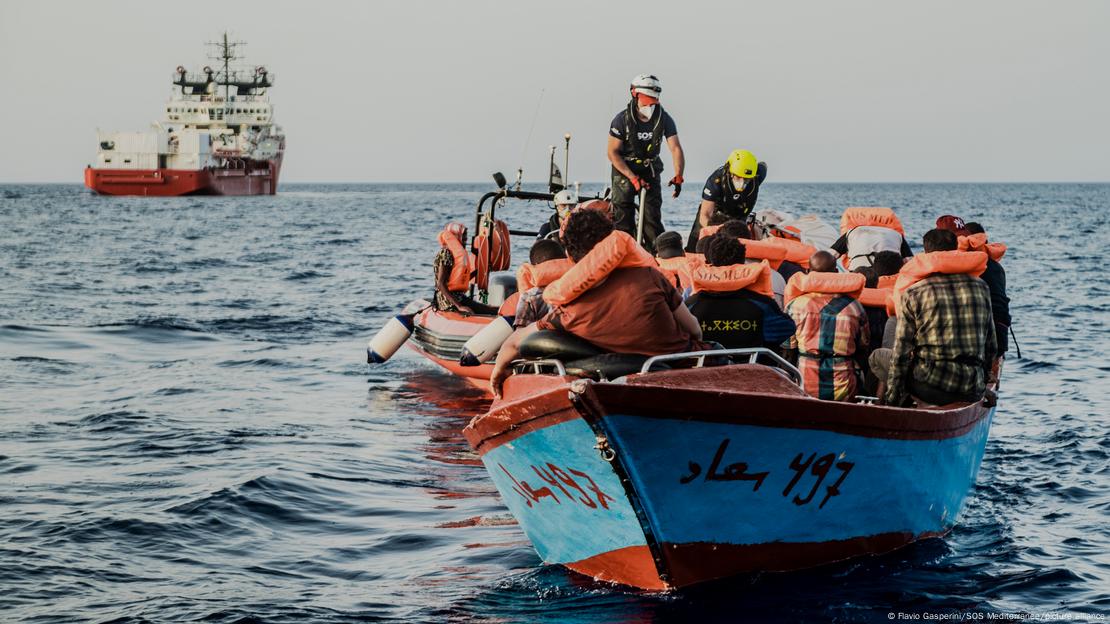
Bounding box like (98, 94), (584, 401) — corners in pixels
(885, 274), (996, 406)
(786, 293), (869, 401)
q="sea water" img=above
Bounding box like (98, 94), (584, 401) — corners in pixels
(1, 183), (1107, 622)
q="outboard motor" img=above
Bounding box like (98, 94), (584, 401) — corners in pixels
(367, 313), (416, 364)
(459, 316), (515, 367)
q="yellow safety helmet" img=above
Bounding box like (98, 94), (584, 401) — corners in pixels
(727, 149), (759, 178)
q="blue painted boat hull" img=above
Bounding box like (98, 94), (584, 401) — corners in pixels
(464, 365), (996, 589)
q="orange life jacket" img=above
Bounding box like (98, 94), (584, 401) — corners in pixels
(438, 224), (474, 292)
(769, 224), (803, 242)
(474, 218), (512, 291)
(498, 291), (521, 316)
(887, 250), (988, 316)
(690, 260), (775, 298)
(656, 255), (695, 291)
(839, 207), (905, 235)
(543, 230), (658, 306)
(764, 237), (817, 269)
(517, 258), (575, 290)
(858, 274), (897, 309)
(958, 233), (1006, 262)
(784, 271), (866, 307)
(738, 238), (788, 270)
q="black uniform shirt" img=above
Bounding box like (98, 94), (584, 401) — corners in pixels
(701, 162), (768, 220)
(609, 110), (677, 158)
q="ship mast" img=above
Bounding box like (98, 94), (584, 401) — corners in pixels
(207, 32), (245, 104)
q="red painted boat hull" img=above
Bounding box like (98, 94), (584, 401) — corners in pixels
(84, 157), (281, 196)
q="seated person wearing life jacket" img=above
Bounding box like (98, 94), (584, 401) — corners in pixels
(935, 215), (1012, 358)
(686, 235), (796, 350)
(785, 251), (870, 402)
(871, 228), (996, 407)
(434, 223), (500, 316)
(701, 219), (799, 304)
(513, 239), (572, 328)
(654, 231), (693, 292)
(489, 209), (706, 397)
(537, 189), (578, 241)
(855, 250), (903, 352)
(830, 207), (913, 270)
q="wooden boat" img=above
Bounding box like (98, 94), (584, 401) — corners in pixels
(462, 345), (996, 590)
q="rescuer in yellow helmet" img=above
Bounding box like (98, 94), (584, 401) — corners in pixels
(685, 149), (768, 252)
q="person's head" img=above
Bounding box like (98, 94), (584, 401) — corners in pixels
(718, 219), (752, 240)
(871, 250), (904, 277)
(923, 228), (958, 253)
(935, 214), (970, 237)
(654, 231), (684, 259)
(706, 235), (746, 267)
(726, 149), (759, 192)
(629, 73), (661, 120)
(554, 189), (578, 224)
(695, 234), (714, 254)
(443, 222), (467, 246)
(562, 208), (614, 262)
(965, 221), (986, 235)
(854, 266), (878, 288)
(809, 251), (838, 273)
(529, 238), (565, 265)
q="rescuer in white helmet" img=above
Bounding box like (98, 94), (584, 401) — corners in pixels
(606, 74), (686, 253)
(537, 188), (579, 240)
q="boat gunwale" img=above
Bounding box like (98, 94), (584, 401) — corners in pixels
(465, 364), (994, 455)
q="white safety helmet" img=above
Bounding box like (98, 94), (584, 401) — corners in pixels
(630, 74), (662, 98)
(554, 189), (579, 206)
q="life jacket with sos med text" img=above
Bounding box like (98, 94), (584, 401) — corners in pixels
(839, 207), (906, 270)
(690, 260), (775, 298)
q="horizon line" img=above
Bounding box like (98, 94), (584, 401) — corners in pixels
(4, 180), (1110, 186)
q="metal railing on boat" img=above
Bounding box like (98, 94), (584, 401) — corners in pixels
(639, 347), (804, 387)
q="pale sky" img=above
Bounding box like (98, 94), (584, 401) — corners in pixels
(1, 0), (1107, 183)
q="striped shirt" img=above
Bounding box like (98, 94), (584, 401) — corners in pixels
(885, 274), (997, 406)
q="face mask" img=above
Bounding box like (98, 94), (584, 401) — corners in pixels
(638, 104), (656, 119)
(732, 176), (747, 191)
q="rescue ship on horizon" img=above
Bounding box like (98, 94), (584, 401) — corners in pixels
(84, 34), (285, 196)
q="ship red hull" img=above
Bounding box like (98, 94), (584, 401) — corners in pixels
(84, 158), (282, 197)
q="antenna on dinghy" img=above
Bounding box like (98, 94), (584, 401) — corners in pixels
(516, 89), (545, 191)
(563, 133), (571, 190)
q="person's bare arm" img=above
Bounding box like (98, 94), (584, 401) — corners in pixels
(607, 136), (638, 183)
(489, 322), (539, 398)
(673, 303), (703, 340)
(667, 134), (685, 181)
(699, 199), (717, 227)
